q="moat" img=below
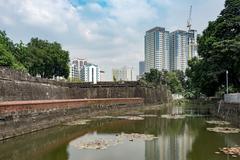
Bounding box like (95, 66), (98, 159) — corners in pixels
(1, 104), (240, 160)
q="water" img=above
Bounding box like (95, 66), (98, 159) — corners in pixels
(0, 105), (240, 160)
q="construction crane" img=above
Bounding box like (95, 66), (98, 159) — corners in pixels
(187, 5), (192, 31)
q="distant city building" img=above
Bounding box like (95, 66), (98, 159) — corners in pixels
(144, 27), (170, 73)
(170, 30), (189, 71)
(100, 70), (105, 81)
(80, 63), (100, 84)
(112, 66), (134, 81)
(69, 58), (87, 81)
(69, 58), (100, 83)
(144, 27), (198, 73)
(139, 61), (145, 75)
(187, 29), (198, 59)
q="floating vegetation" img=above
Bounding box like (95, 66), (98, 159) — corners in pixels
(207, 127), (240, 133)
(160, 114), (186, 119)
(206, 120), (230, 125)
(92, 116), (144, 120)
(116, 116), (144, 120)
(185, 114), (207, 117)
(93, 116), (113, 119)
(139, 114), (158, 118)
(64, 119), (91, 126)
(71, 139), (116, 150)
(120, 133), (156, 141)
(71, 133), (156, 150)
(218, 147), (240, 157)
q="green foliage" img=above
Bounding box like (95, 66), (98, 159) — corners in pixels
(142, 69), (183, 94)
(113, 75), (117, 82)
(0, 31), (26, 71)
(26, 38), (70, 78)
(144, 69), (162, 85)
(0, 30), (70, 79)
(164, 72), (183, 94)
(187, 0), (240, 96)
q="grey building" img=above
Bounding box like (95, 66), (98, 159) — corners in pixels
(170, 30), (189, 72)
(139, 61), (145, 75)
(144, 27), (170, 73)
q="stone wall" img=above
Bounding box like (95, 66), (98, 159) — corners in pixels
(0, 67), (171, 103)
(0, 98), (143, 140)
(211, 101), (240, 127)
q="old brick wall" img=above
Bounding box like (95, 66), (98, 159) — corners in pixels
(0, 67), (171, 103)
(0, 98), (143, 140)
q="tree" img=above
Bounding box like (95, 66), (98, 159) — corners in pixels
(144, 69), (162, 85)
(187, 0), (240, 96)
(165, 72), (183, 94)
(142, 69), (183, 94)
(0, 31), (25, 70)
(26, 38), (70, 78)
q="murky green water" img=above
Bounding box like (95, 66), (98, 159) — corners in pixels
(0, 105), (240, 160)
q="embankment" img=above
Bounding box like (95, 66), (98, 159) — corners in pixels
(0, 98), (143, 140)
(211, 101), (240, 128)
(0, 67), (171, 140)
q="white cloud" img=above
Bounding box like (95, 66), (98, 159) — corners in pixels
(0, 0), (225, 80)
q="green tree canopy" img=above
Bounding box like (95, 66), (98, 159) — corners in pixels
(187, 0), (240, 96)
(0, 30), (70, 79)
(142, 69), (183, 94)
(26, 38), (70, 78)
(0, 31), (25, 70)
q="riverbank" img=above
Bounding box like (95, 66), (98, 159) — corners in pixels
(210, 101), (240, 128)
(0, 98), (143, 141)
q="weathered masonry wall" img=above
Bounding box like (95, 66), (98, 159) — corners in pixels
(0, 98), (144, 140)
(0, 67), (171, 104)
(211, 102), (240, 128)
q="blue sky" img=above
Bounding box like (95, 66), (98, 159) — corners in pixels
(0, 0), (225, 80)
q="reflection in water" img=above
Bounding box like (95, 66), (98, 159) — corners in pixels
(145, 123), (195, 160)
(0, 105), (239, 160)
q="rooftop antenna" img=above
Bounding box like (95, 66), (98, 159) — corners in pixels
(187, 5), (192, 31)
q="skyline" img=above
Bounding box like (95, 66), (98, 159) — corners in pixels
(0, 0), (225, 80)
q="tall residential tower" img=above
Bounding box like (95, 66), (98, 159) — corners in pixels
(169, 30), (189, 71)
(144, 27), (170, 73)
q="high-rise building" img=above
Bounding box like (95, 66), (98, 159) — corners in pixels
(69, 58), (87, 81)
(139, 61), (145, 75)
(144, 27), (198, 73)
(69, 58), (101, 83)
(170, 30), (189, 71)
(80, 63), (100, 84)
(187, 29), (198, 59)
(112, 66), (134, 81)
(144, 27), (170, 73)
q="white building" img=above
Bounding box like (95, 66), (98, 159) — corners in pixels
(80, 63), (100, 84)
(144, 27), (170, 73)
(69, 58), (87, 81)
(112, 66), (134, 81)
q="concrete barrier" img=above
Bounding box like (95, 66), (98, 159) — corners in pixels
(224, 93), (240, 104)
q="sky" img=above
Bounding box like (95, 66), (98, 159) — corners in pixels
(0, 0), (225, 81)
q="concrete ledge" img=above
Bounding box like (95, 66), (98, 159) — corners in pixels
(0, 98), (144, 140)
(0, 98), (143, 113)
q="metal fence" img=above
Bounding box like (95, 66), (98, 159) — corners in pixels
(224, 93), (240, 104)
